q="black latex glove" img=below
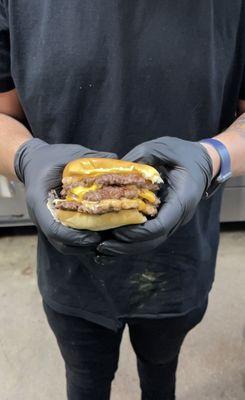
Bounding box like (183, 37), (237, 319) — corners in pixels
(14, 138), (117, 255)
(97, 136), (213, 256)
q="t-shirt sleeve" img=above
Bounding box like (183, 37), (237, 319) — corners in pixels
(0, 0), (14, 92)
(239, 68), (245, 100)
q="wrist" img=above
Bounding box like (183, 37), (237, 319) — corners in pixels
(14, 138), (48, 182)
(200, 142), (221, 179)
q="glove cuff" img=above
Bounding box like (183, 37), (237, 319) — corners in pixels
(14, 138), (49, 183)
(196, 143), (214, 194)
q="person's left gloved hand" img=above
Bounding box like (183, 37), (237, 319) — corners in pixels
(97, 136), (214, 256)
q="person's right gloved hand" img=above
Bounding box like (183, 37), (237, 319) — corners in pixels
(14, 138), (117, 255)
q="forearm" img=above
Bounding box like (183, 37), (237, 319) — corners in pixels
(215, 112), (245, 176)
(0, 113), (32, 180)
(201, 112), (245, 178)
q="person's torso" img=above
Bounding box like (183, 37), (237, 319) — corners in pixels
(5, 0), (245, 325)
(7, 0), (245, 154)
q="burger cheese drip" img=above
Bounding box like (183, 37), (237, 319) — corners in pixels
(56, 173), (161, 217)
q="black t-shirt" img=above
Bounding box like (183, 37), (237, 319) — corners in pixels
(1, 0), (245, 330)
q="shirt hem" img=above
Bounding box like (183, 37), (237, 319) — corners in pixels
(41, 291), (209, 331)
(41, 295), (121, 331)
(118, 295), (209, 320)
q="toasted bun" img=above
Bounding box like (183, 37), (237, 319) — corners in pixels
(55, 209), (147, 231)
(63, 158), (163, 184)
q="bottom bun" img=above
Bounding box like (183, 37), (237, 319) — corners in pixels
(55, 209), (147, 231)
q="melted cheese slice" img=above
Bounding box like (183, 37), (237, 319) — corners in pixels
(66, 184), (99, 201)
(66, 185), (156, 204)
(139, 189), (156, 204)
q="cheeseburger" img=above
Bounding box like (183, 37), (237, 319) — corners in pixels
(50, 158), (163, 231)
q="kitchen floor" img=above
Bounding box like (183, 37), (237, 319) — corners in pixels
(0, 226), (244, 400)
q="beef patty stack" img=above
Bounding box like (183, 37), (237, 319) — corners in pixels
(51, 158), (163, 231)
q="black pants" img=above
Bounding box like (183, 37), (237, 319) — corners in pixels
(43, 300), (207, 400)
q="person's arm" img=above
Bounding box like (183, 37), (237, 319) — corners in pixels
(201, 101), (245, 178)
(0, 89), (32, 180)
(0, 88), (119, 255)
(98, 101), (245, 256)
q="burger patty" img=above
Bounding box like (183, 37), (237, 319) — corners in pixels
(55, 198), (158, 217)
(61, 173), (160, 194)
(84, 186), (139, 201)
(82, 186), (160, 205)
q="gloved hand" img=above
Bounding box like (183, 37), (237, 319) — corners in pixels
(14, 138), (117, 255)
(97, 136), (213, 256)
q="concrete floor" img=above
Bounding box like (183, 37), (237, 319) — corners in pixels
(0, 226), (244, 400)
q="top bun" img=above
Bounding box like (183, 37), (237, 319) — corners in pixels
(63, 158), (163, 184)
